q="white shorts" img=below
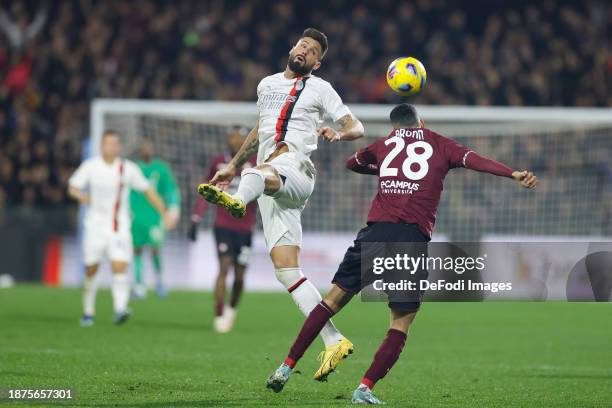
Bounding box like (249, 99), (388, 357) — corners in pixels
(258, 151), (316, 252)
(83, 227), (133, 266)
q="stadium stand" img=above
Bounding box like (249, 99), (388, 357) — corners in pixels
(0, 0), (610, 209)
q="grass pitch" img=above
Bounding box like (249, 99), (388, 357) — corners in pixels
(1, 285), (610, 407)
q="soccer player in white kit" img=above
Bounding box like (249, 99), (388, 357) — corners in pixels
(68, 130), (175, 326)
(198, 28), (365, 380)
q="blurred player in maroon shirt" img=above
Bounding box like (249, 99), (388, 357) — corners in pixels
(266, 104), (537, 404)
(189, 127), (257, 333)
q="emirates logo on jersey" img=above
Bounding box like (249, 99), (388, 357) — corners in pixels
(258, 93), (297, 110)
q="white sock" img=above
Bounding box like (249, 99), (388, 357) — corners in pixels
(224, 305), (236, 320)
(112, 273), (130, 313)
(233, 168), (265, 204)
(83, 274), (98, 316)
(292, 281), (344, 347)
(276, 268), (344, 347)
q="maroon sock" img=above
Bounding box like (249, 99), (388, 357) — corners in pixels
(215, 299), (224, 317)
(361, 329), (407, 389)
(284, 302), (334, 368)
(229, 279), (243, 308)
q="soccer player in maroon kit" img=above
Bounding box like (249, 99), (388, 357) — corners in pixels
(190, 127), (257, 333)
(266, 104), (537, 404)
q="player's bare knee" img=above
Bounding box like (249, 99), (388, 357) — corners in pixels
(390, 309), (418, 333)
(233, 265), (246, 282)
(270, 246), (299, 269)
(85, 265), (98, 277)
(255, 164), (281, 194)
(111, 261), (128, 273)
(264, 178), (281, 194)
(218, 264), (230, 278)
(272, 257), (296, 270)
(219, 255), (232, 271)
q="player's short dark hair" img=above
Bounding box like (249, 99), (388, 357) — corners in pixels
(390, 104), (420, 128)
(301, 28), (328, 58)
(102, 129), (120, 139)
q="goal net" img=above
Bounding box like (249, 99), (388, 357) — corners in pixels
(90, 100), (612, 241)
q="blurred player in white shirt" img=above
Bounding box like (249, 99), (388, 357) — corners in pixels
(198, 28), (364, 380)
(68, 130), (175, 326)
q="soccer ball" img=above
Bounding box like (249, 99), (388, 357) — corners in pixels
(386, 57), (427, 96)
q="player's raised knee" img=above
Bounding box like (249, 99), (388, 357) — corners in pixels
(270, 246), (299, 269)
(242, 167), (265, 180)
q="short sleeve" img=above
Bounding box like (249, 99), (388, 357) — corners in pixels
(126, 161), (150, 192)
(68, 160), (91, 189)
(439, 136), (472, 169)
(319, 82), (351, 122)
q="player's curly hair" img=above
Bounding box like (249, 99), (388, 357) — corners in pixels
(301, 28), (328, 58)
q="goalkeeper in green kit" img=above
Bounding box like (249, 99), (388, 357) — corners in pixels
(130, 141), (180, 298)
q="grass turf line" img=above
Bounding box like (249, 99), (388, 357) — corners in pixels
(0, 285), (610, 407)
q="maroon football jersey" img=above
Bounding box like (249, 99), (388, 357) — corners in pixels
(192, 154), (257, 233)
(351, 128), (474, 238)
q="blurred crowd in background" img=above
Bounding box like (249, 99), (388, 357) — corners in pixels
(1, 0), (611, 209)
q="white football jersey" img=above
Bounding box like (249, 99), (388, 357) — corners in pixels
(69, 157), (150, 233)
(256, 72), (351, 164)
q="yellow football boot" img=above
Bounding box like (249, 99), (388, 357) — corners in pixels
(197, 184), (246, 218)
(313, 337), (354, 381)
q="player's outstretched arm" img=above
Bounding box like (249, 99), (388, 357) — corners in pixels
(143, 188), (176, 229)
(318, 114), (364, 143)
(210, 121), (259, 186)
(464, 152), (537, 189)
(346, 153), (378, 175)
